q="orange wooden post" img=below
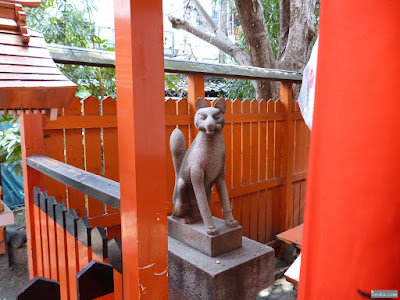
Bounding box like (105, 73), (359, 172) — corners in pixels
(188, 74), (205, 143)
(0, 226), (5, 255)
(113, 0), (168, 299)
(280, 83), (294, 231)
(20, 112), (47, 279)
(298, 2), (400, 298)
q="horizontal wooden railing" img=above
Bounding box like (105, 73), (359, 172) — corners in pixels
(47, 44), (302, 82)
(26, 155), (120, 211)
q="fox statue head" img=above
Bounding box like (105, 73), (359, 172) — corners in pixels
(194, 98), (226, 136)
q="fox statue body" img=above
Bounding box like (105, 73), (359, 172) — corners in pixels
(170, 98), (238, 235)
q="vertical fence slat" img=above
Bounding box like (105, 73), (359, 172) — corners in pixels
(273, 101), (283, 236)
(47, 196), (59, 281)
(257, 100), (267, 243)
(224, 99), (232, 190)
(102, 96), (119, 213)
(44, 108), (66, 205)
(187, 75), (205, 143)
(266, 100), (275, 241)
(249, 100), (259, 240)
(21, 112), (47, 279)
(66, 209), (79, 300)
(280, 83), (295, 231)
(231, 100), (242, 224)
(55, 202), (69, 300)
(108, 237), (123, 300)
(165, 99), (176, 213)
(83, 97), (104, 217)
(241, 100), (251, 237)
(32, 187), (44, 277)
(77, 217), (92, 271)
(39, 192), (51, 278)
(64, 97), (86, 218)
(91, 226), (108, 263)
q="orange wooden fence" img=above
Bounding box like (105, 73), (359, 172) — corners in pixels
(42, 93), (309, 244)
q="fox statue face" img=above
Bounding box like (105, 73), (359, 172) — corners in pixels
(194, 98), (226, 136)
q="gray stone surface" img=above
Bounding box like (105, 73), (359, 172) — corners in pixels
(168, 236), (275, 300)
(168, 216), (242, 257)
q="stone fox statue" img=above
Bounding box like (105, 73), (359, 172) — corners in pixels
(170, 97), (239, 236)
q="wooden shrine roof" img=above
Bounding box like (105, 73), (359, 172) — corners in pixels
(0, 0), (76, 113)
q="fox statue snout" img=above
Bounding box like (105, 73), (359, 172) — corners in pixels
(170, 97), (238, 236)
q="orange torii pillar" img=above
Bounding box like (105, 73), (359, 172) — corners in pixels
(299, 1), (400, 299)
(113, 0), (168, 299)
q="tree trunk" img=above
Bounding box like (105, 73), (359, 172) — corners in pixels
(234, 0), (276, 99)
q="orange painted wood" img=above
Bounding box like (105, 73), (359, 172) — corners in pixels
(32, 203), (43, 276)
(231, 100), (242, 224)
(44, 108), (67, 204)
(114, 0), (168, 298)
(113, 270), (123, 300)
(95, 294), (115, 300)
(47, 213), (59, 281)
(165, 99), (176, 208)
(257, 100), (267, 243)
(276, 224), (303, 248)
(20, 112), (47, 279)
(66, 232), (78, 300)
(83, 96), (104, 217)
(299, 3), (400, 297)
(265, 100), (275, 241)
(45, 115), (117, 130)
(299, 181), (306, 224)
(63, 98), (86, 217)
(280, 83), (294, 231)
(248, 100), (258, 240)
(241, 100), (251, 237)
(78, 243), (92, 272)
(223, 99), (232, 189)
(0, 226), (5, 254)
(103, 97), (119, 214)
(56, 221), (69, 300)
(39, 202), (50, 278)
(274, 101), (283, 234)
(187, 74), (204, 143)
(88, 213), (121, 229)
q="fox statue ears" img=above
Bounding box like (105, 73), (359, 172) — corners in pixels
(195, 97), (226, 114)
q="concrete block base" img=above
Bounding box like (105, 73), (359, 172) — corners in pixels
(168, 236), (275, 300)
(168, 216), (242, 257)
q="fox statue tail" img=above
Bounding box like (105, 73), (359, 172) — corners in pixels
(170, 128), (186, 179)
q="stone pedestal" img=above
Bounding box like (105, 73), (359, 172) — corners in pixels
(168, 216), (242, 257)
(168, 235), (275, 300)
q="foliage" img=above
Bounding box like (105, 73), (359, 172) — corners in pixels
(24, 0), (116, 100)
(0, 116), (22, 177)
(165, 74), (180, 92)
(221, 79), (256, 100)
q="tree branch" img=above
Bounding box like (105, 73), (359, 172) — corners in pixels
(191, 0), (218, 32)
(168, 15), (251, 66)
(278, 0), (290, 61)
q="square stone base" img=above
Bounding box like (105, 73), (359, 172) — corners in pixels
(168, 216), (242, 257)
(168, 236), (275, 300)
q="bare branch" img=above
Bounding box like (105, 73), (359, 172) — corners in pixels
(168, 15), (251, 66)
(191, 0), (218, 32)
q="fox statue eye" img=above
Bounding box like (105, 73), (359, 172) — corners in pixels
(213, 112), (220, 119)
(199, 114), (206, 120)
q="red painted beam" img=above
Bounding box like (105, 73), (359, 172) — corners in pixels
(299, 1), (400, 299)
(113, 0), (168, 299)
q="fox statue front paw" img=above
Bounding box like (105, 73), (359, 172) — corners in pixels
(225, 219), (239, 228)
(206, 226), (219, 236)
